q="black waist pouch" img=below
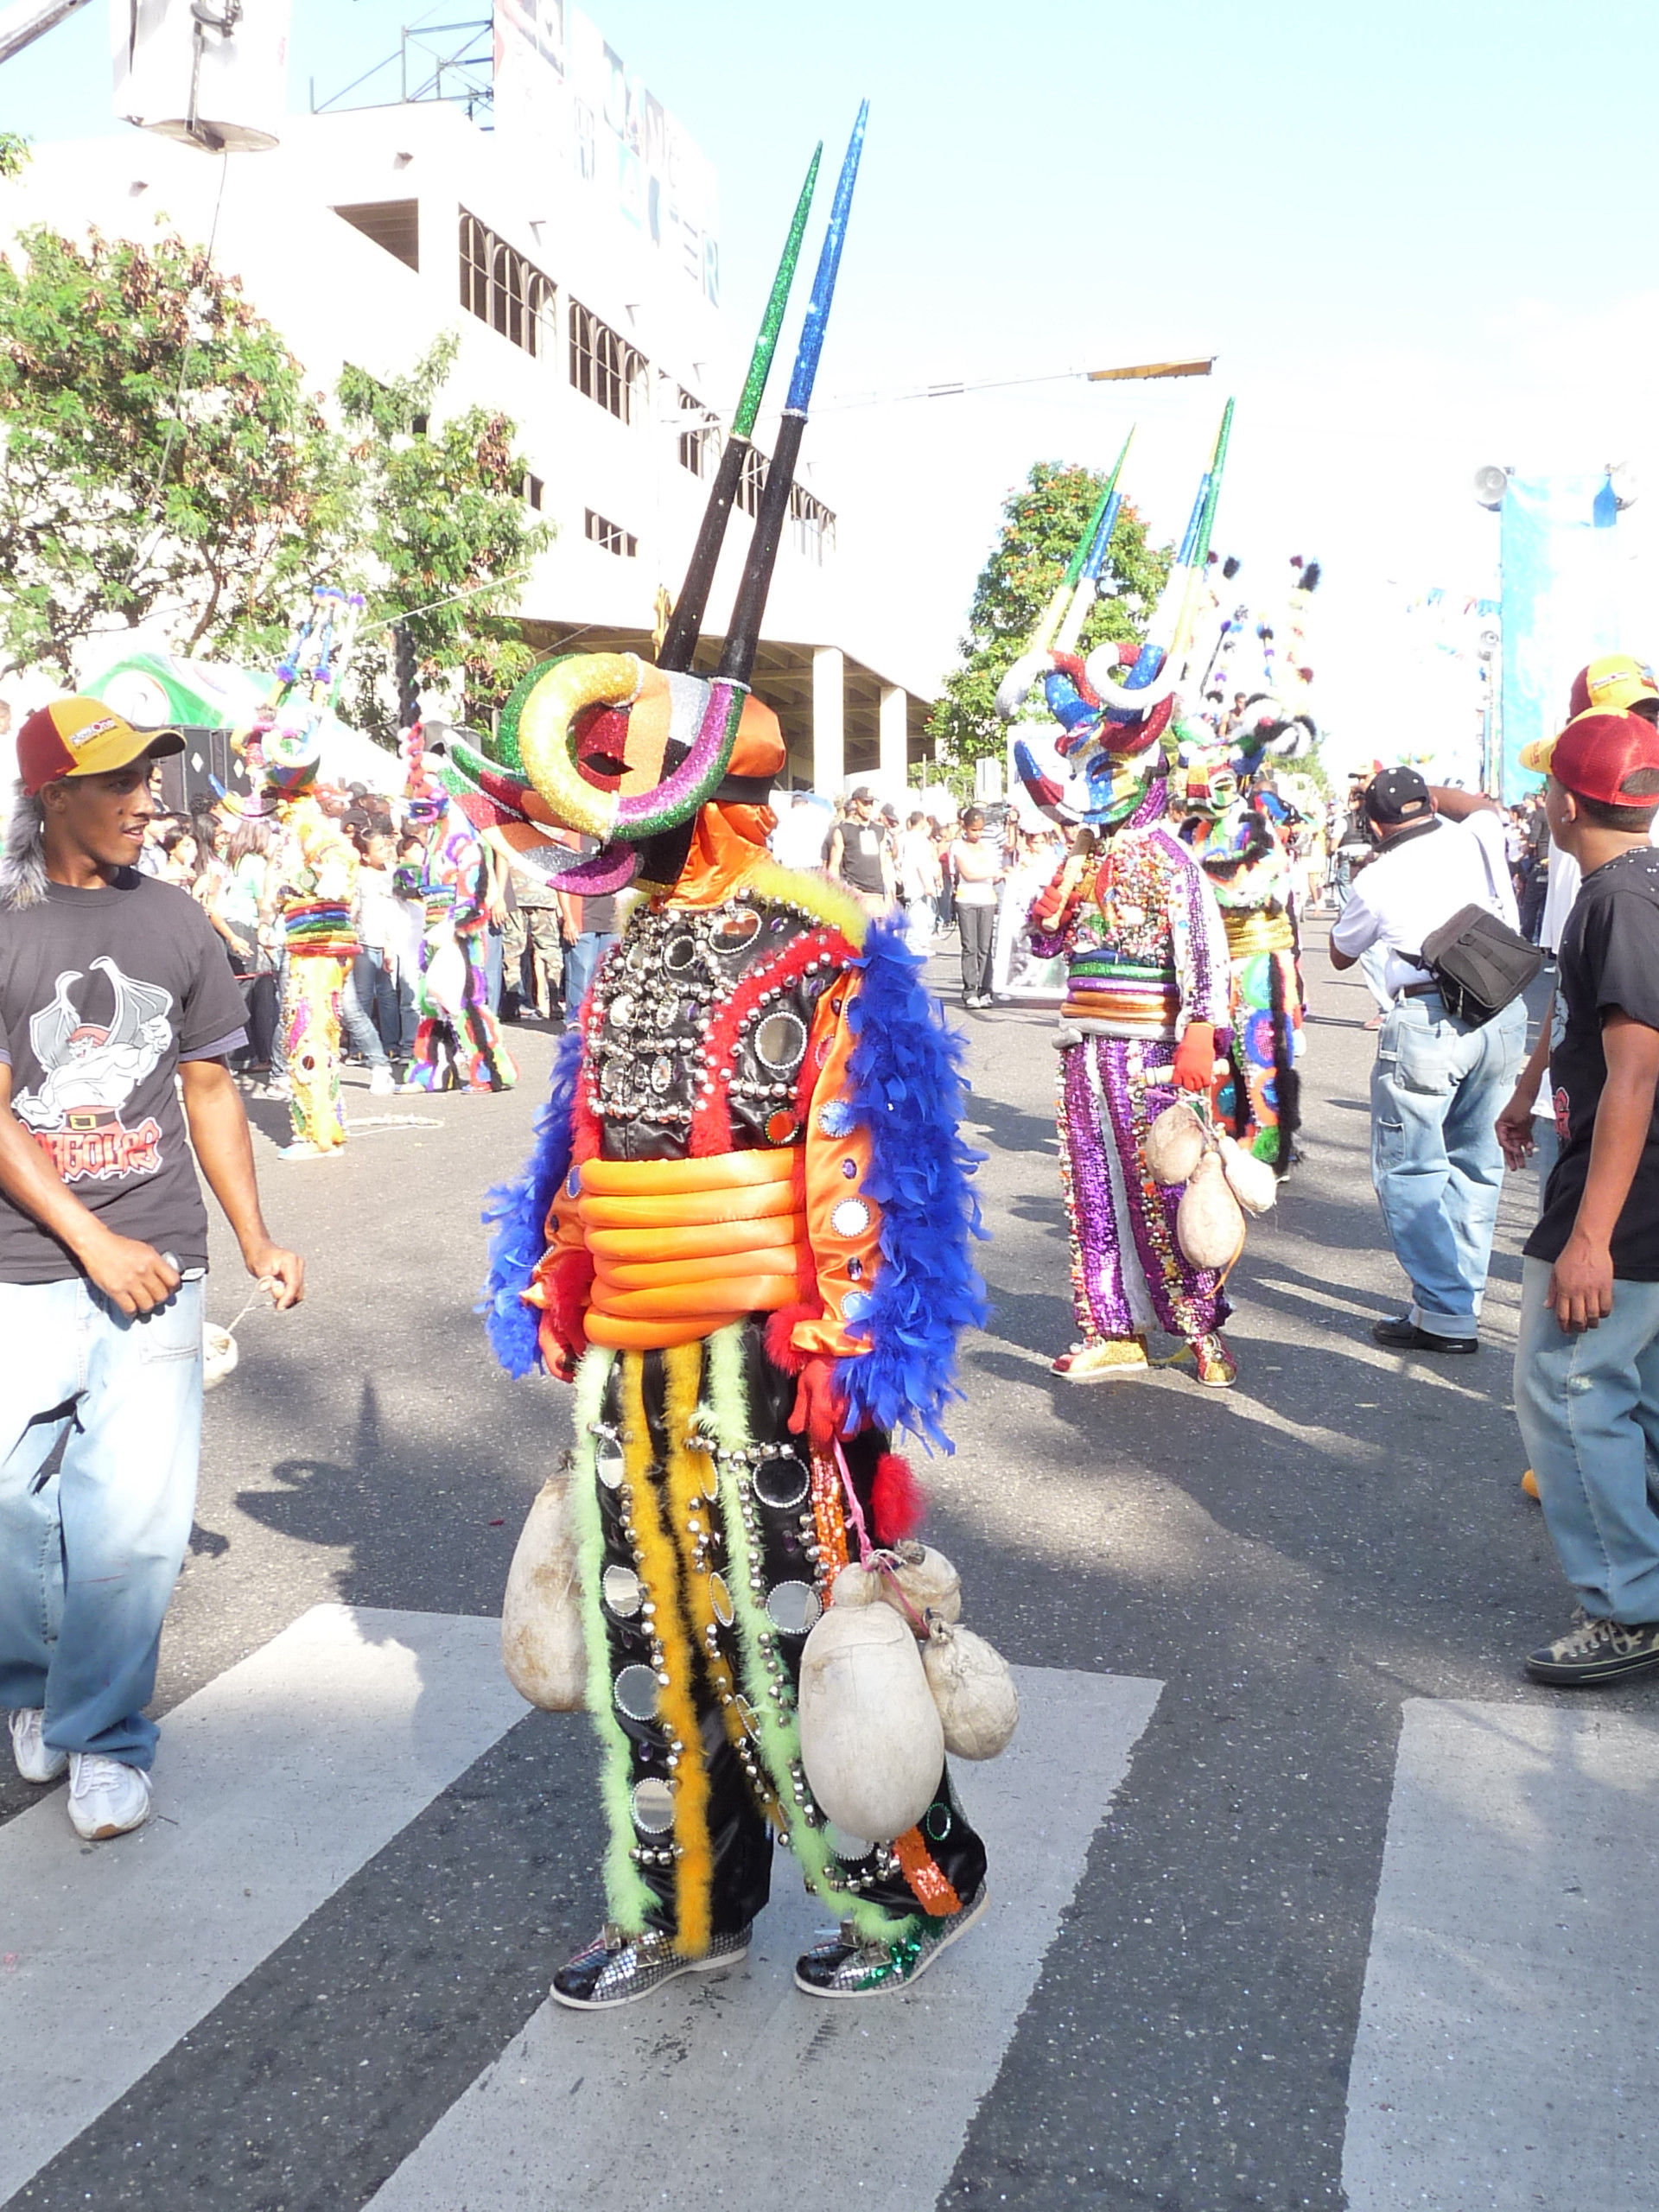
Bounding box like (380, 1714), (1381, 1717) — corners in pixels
(1414, 903), (1543, 1026)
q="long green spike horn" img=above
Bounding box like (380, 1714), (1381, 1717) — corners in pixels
(656, 143), (821, 674)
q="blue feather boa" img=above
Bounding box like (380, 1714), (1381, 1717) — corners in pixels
(478, 1021), (585, 1377)
(834, 914), (986, 1451)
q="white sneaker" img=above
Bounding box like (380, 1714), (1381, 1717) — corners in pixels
(67, 1752), (152, 1840)
(368, 1065), (397, 1095)
(9, 1707), (67, 1784)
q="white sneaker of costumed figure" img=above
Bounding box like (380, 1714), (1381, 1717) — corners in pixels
(8, 1707), (67, 1783)
(67, 1753), (152, 1840)
(368, 1066), (397, 1095)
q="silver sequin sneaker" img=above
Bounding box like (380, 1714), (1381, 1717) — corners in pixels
(550, 1923), (751, 2010)
(793, 1885), (988, 1999)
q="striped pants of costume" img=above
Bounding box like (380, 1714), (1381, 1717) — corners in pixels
(282, 956), (349, 1151)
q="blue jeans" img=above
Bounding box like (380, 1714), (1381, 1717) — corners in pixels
(1370, 992), (1527, 1338)
(561, 931), (617, 1019)
(351, 947), (401, 1055)
(0, 1277), (204, 1767)
(1515, 1258), (1659, 1622)
(340, 953), (391, 1069)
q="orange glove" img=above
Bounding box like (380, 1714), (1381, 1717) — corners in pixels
(787, 1357), (848, 1452)
(1173, 1022), (1217, 1094)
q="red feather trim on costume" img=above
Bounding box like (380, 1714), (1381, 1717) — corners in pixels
(763, 1300), (822, 1377)
(537, 1247), (594, 1374)
(871, 1452), (926, 1545)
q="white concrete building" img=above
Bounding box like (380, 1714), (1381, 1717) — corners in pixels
(0, 20), (936, 792)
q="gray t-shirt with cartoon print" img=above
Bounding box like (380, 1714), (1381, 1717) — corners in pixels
(0, 872), (247, 1283)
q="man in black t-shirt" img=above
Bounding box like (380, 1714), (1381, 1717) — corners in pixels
(1498, 711), (1659, 1684)
(0, 697), (303, 1841)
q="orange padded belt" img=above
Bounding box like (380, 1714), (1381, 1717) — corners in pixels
(578, 1149), (811, 1350)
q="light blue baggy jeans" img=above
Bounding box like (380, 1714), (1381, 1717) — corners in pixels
(1370, 991), (1527, 1338)
(0, 1275), (204, 1767)
(1515, 1257), (1659, 1623)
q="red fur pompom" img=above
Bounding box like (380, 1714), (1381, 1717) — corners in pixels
(871, 1452), (926, 1545)
(763, 1301), (821, 1378)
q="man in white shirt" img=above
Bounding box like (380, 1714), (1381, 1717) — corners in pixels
(1329, 767), (1528, 1354)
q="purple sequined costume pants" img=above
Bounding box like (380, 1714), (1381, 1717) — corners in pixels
(1056, 1034), (1228, 1344)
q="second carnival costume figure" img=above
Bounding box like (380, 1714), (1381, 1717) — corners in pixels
(1173, 730), (1305, 1173)
(1004, 409), (1242, 1387)
(473, 112), (999, 2008)
(399, 727), (517, 1095)
(1027, 738), (1236, 1386)
(235, 588), (369, 1160)
(1172, 555), (1324, 1172)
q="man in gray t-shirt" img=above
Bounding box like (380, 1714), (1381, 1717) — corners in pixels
(0, 696), (303, 1845)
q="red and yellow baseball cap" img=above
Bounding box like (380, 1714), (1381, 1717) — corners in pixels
(1548, 710), (1659, 807)
(16, 695), (183, 798)
(1522, 657), (1659, 777)
(1567, 654), (1659, 721)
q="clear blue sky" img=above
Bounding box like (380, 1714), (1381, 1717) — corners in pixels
(4, 0), (1656, 748)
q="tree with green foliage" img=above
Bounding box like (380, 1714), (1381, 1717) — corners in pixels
(928, 461), (1172, 769)
(0, 219), (550, 734)
(0, 134), (29, 181)
(0, 222), (353, 682)
(336, 335), (552, 742)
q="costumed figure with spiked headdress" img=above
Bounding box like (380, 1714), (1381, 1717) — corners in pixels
(473, 118), (1007, 2011)
(397, 726), (518, 1095)
(1169, 556), (1322, 1173)
(241, 589), (367, 1160)
(1002, 410), (1246, 1389)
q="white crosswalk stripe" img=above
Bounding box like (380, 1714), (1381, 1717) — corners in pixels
(0, 1605), (529, 2206)
(0, 1608), (1162, 2212)
(1344, 1698), (1659, 2210)
(365, 1663), (1160, 2212)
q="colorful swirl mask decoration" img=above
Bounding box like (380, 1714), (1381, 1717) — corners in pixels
(472, 653), (749, 894)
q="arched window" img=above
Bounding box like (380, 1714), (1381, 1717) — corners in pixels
(459, 210), (556, 360)
(569, 300), (649, 424)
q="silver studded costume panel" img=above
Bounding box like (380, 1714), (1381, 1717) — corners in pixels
(584, 892), (845, 1161)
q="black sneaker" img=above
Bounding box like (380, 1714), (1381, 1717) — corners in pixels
(1525, 1610), (1659, 1687)
(550, 1923), (750, 2009)
(1371, 1314), (1478, 1355)
(794, 1885), (988, 1999)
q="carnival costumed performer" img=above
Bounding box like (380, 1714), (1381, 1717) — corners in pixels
(242, 588), (368, 1161)
(1174, 734), (1302, 1171)
(1003, 409), (1240, 1386)
(272, 783), (359, 1159)
(1208, 557), (1322, 1166)
(398, 726), (517, 1094)
(1172, 557), (1322, 1177)
(472, 116), (995, 2008)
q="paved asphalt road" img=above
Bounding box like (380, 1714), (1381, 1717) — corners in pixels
(3, 922), (1650, 2212)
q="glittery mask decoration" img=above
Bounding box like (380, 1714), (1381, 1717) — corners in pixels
(1007, 405), (1236, 830)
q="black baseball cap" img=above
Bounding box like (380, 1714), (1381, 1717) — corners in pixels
(1363, 766), (1433, 825)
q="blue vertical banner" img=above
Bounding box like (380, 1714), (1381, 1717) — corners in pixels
(1499, 473), (1624, 801)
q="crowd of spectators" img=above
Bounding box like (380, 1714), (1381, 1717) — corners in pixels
(132, 781), (592, 1103)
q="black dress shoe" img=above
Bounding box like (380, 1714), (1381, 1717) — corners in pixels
(1371, 1314), (1478, 1355)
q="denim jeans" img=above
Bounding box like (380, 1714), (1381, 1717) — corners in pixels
(1370, 991), (1526, 1337)
(561, 931), (617, 1020)
(351, 947), (401, 1055)
(1515, 1258), (1659, 1622)
(0, 1276), (204, 1767)
(340, 954), (391, 1069)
